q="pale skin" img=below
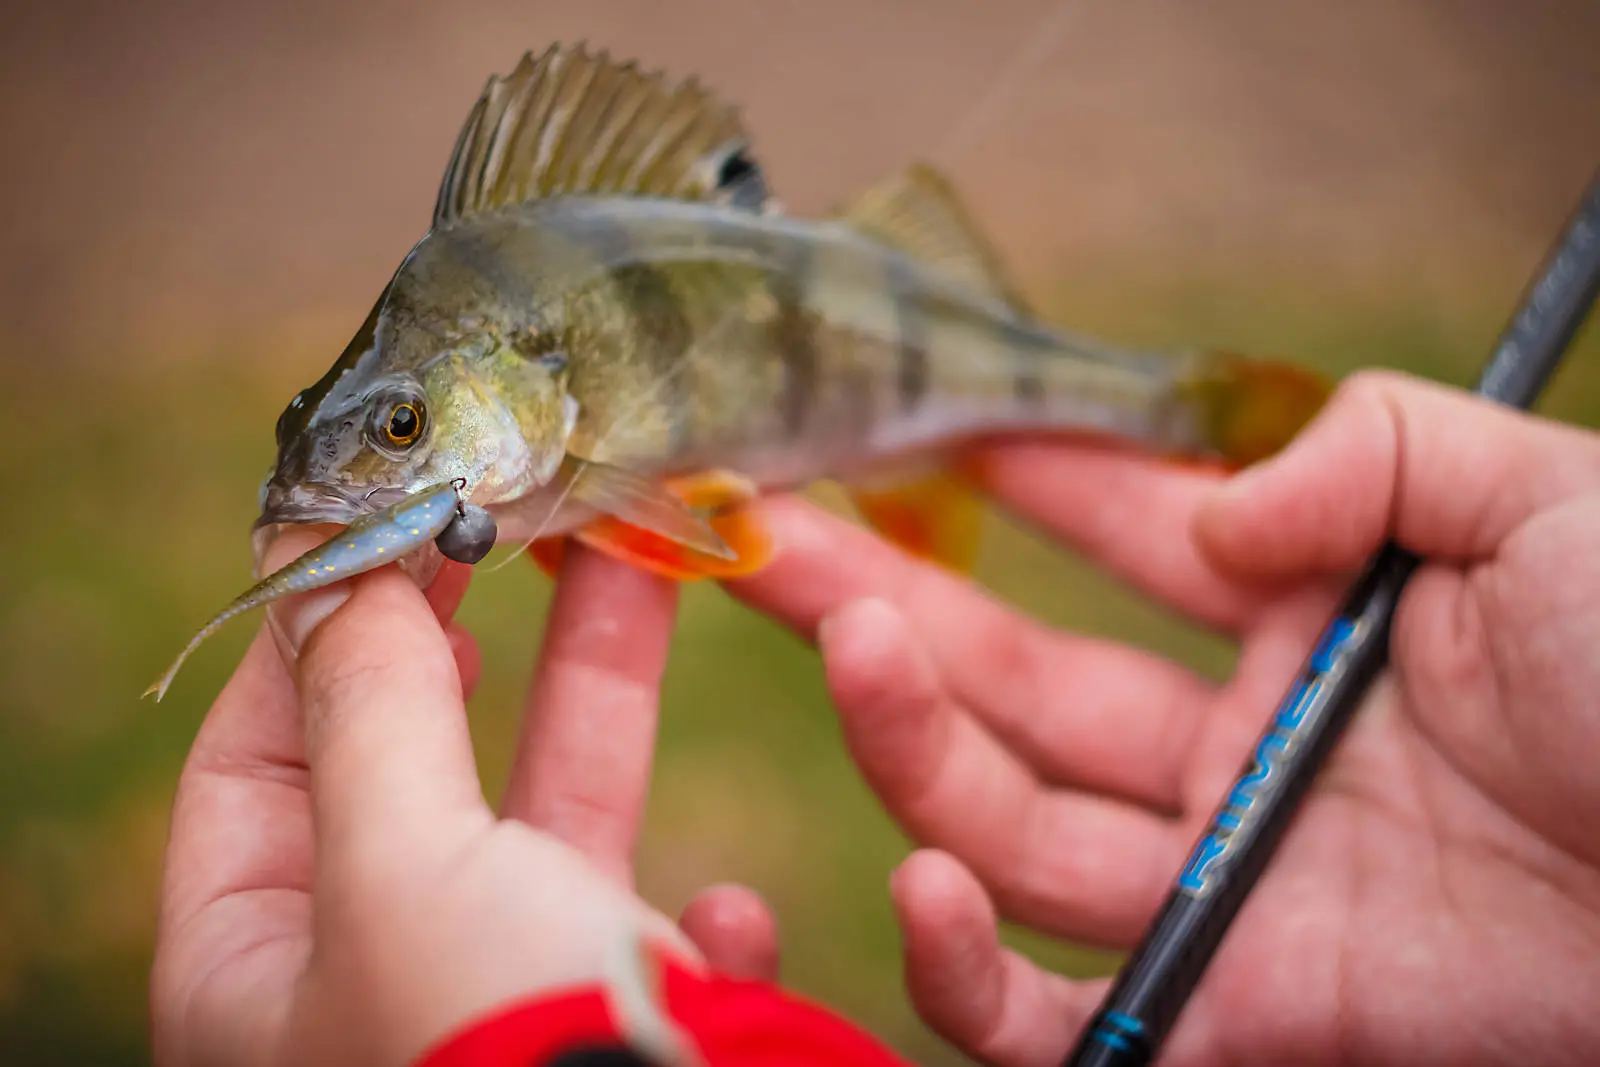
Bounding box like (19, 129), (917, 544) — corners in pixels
(724, 368), (1600, 1066)
(152, 368), (1600, 1067)
(149, 538), (779, 1067)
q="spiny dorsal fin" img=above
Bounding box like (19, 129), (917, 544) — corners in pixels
(838, 163), (1030, 314)
(433, 42), (769, 227)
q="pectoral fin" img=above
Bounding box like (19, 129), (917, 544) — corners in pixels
(531, 469), (774, 582)
(569, 460), (736, 560)
(847, 468), (984, 574)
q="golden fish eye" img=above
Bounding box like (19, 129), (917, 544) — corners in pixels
(384, 402), (422, 447)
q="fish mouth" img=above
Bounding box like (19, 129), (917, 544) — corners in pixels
(253, 482), (410, 529)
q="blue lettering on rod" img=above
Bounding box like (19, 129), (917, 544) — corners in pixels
(1176, 616), (1361, 897)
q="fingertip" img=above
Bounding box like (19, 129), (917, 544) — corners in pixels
(818, 597), (907, 675)
(818, 598), (936, 711)
(891, 849), (996, 957)
(258, 523), (342, 574)
(259, 525), (351, 661)
(749, 493), (850, 560)
(893, 850), (1100, 1067)
(1193, 372), (1398, 579)
(719, 496), (876, 617)
(817, 599), (950, 797)
(890, 850), (1006, 1049)
(1190, 461), (1275, 570)
(679, 883), (780, 982)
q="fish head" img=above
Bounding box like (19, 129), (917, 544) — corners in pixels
(257, 322), (577, 535)
(257, 371), (435, 527)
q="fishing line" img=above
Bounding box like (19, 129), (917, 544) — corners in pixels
(931, 0), (1084, 170)
(479, 457), (590, 575)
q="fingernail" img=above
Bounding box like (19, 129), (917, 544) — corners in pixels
(258, 524), (351, 662)
(1205, 474), (1248, 511)
(818, 597), (900, 654)
(1208, 459), (1272, 509)
(267, 586), (351, 662)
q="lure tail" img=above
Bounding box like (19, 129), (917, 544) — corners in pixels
(143, 483), (463, 702)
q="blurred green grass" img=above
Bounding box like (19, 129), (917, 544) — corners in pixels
(2, 276), (1597, 1067)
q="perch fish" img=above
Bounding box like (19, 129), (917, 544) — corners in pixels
(146, 42), (1330, 699)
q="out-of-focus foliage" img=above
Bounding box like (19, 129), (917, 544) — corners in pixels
(1, 2), (1596, 1064)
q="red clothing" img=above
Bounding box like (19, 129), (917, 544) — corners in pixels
(415, 954), (913, 1067)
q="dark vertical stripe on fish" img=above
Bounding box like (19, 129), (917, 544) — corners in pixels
(768, 235), (818, 440)
(887, 256), (929, 413)
(609, 262), (695, 450)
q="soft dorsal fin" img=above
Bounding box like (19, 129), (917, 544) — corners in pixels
(433, 42), (769, 227)
(838, 163), (1031, 314)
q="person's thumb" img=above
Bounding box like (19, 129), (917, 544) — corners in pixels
(1194, 369), (1600, 579)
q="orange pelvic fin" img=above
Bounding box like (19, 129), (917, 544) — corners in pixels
(1181, 352), (1334, 469)
(527, 470), (774, 582)
(848, 468), (984, 574)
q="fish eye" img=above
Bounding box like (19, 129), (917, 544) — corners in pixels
(379, 400), (424, 449)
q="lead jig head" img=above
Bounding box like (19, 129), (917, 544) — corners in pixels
(436, 478), (497, 564)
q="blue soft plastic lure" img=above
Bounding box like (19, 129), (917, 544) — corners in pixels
(144, 482), (463, 701)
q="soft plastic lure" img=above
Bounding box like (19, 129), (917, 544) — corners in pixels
(145, 481), (468, 701)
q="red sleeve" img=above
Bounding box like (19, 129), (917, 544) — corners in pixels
(414, 955), (915, 1067)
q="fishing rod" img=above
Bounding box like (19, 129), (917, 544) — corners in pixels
(1064, 167), (1600, 1067)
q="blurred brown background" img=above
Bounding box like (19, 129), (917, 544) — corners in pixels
(1, 2), (1597, 1064)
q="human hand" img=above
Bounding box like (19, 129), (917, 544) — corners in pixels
(151, 532), (778, 1067)
(727, 370), (1600, 1067)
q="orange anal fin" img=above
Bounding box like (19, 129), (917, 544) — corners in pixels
(530, 470), (774, 582)
(849, 471), (983, 574)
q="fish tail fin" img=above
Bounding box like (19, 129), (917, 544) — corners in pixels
(846, 466), (985, 575)
(1175, 350), (1334, 469)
